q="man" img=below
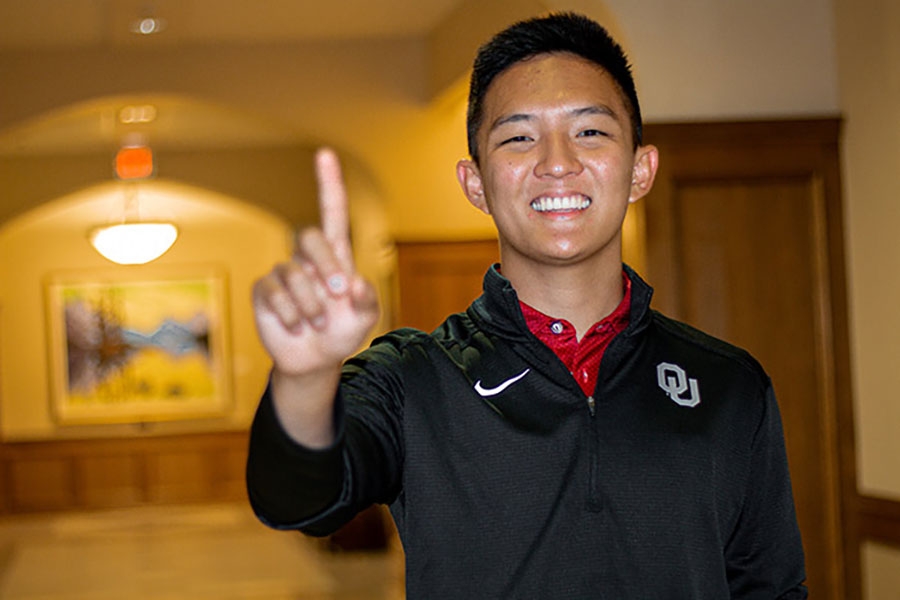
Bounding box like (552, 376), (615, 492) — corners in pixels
(247, 12), (807, 599)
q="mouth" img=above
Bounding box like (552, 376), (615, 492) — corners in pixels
(530, 194), (592, 213)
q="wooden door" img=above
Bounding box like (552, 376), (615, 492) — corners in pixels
(643, 119), (856, 599)
(396, 239), (498, 331)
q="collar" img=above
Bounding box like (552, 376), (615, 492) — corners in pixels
(518, 272), (631, 342)
(470, 263), (654, 342)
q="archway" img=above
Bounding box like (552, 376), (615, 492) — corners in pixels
(0, 95), (395, 441)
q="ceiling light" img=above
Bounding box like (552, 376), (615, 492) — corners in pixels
(90, 143), (178, 265)
(89, 222), (178, 265)
(118, 104), (157, 124)
(130, 16), (166, 36)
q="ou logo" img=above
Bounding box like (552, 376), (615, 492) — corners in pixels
(656, 362), (701, 408)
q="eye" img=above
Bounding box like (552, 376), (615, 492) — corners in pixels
(577, 129), (608, 138)
(500, 135), (533, 145)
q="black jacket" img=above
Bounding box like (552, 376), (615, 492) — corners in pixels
(247, 265), (807, 599)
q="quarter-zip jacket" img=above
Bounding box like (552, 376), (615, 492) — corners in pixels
(247, 265), (808, 599)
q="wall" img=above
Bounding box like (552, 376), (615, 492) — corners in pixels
(0, 181), (291, 440)
(606, 0), (839, 121)
(834, 0), (900, 502)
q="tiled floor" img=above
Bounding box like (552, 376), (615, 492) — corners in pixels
(0, 503), (404, 599)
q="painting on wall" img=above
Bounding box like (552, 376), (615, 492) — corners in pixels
(44, 267), (232, 425)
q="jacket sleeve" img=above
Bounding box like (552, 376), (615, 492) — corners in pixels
(245, 339), (406, 537)
(725, 382), (808, 599)
(245, 380), (349, 534)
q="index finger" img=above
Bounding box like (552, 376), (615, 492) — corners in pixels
(314, 147), (354, 272)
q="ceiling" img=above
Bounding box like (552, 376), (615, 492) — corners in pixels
(0, 0), (466, 48)
(0, 0), (473, 155)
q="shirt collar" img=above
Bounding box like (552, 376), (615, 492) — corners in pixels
(518, 271), (632, 342)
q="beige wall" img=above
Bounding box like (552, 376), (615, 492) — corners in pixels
(834, 0), (900, 502)
(862, 542), (900, 599)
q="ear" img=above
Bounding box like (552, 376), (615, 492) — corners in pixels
(456, 159), (490, 214)
(628, 144), (659, 204)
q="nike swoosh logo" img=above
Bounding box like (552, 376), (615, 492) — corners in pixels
(473, 368), (531, 397)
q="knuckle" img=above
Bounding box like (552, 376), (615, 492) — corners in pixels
(295, 227), (324, 253)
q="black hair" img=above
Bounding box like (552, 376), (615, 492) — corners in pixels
(466, 12), (643, 163)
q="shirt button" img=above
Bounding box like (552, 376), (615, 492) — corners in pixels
(550, 321), (565, 335)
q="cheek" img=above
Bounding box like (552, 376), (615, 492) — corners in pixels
(484, 165), (524, 200)
(592, 156), (633, 188)
(498, 161), (530, 183)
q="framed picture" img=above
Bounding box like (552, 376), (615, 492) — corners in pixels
(44, 266), (232, 425)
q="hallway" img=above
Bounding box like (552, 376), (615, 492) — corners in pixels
(0, 503), (404, 599)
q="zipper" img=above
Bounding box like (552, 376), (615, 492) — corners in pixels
(586, 394), (603, 512)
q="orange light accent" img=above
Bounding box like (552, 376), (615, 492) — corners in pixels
(115, 146), (154, 180)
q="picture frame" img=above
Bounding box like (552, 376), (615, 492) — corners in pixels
(44, 265), (232, 425)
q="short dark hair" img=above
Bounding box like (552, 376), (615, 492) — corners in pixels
(466, 12), (643, 163)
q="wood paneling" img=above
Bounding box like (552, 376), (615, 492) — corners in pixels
(7, 456), (76, 511)
(75, 453), (144, 508)
(0, 431), (248, 514)
(858, 496), (900, 547)
(396, 239), (498, 331)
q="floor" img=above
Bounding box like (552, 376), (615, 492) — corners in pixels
(0, 502), (405, 600)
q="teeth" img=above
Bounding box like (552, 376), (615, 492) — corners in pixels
(530, 195), (592, 212)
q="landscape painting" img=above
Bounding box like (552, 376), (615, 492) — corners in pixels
(45, 268), (231, 424)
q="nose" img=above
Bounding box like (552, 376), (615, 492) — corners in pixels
(534, 135), (583, 178)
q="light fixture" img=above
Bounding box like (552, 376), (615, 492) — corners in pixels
(130, 16), (166, 36)
(89, 222), (178, 265)
(118, 104), (157, 125)
(89, 137), (178, 265)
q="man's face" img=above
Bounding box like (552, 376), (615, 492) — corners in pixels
(457, 52), (657, 270)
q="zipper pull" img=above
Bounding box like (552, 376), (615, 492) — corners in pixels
(587, 395), (596, 417)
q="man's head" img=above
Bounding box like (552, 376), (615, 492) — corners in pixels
(466, 12), (642, 164)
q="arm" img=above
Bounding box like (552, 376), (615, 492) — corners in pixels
(251, 148), (379, 448)
(245, 382), (346, 529)
(247, 337), (407, 534)
(725, 382), (808, 599)
(246, 148), (380, 531)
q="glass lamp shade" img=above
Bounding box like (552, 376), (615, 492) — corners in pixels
(89, 222), (178, 265)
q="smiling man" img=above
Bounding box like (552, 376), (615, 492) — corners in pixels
(247, 13), (807, 599)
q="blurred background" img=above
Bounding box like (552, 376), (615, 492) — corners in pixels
(0, 0), (897, 598)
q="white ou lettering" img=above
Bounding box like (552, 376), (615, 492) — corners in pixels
(656, 362), (701, 408)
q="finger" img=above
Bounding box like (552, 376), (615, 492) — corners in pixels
(294, 227), (349, 296)
(253, 272), (302, 330)
(349, 275), (380, 319)
(253, 264), (328, 331)
(281, 262), (331, 330)
(315, 148), (354, 273)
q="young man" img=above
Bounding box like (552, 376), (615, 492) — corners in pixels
(248, 13), (808, 599)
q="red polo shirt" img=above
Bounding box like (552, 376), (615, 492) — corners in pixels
(519, 273), (631, 397)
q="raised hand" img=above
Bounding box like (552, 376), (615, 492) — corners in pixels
(252, 148), (380, 378)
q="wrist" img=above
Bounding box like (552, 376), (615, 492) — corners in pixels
(270, 365), (342, 449)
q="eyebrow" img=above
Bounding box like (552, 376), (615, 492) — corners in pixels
(488, 104), (620, 133)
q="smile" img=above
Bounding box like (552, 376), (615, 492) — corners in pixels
(530, 195), (592, 213)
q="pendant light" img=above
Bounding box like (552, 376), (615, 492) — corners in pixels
(89, 137), (178, 265)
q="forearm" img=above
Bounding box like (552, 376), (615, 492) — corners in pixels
(246, 383), (346, 528)
(247, 339), (406, 534)
(270, 364), (341, 449)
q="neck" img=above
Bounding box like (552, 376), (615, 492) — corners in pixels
(501, 255), (625, 339)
